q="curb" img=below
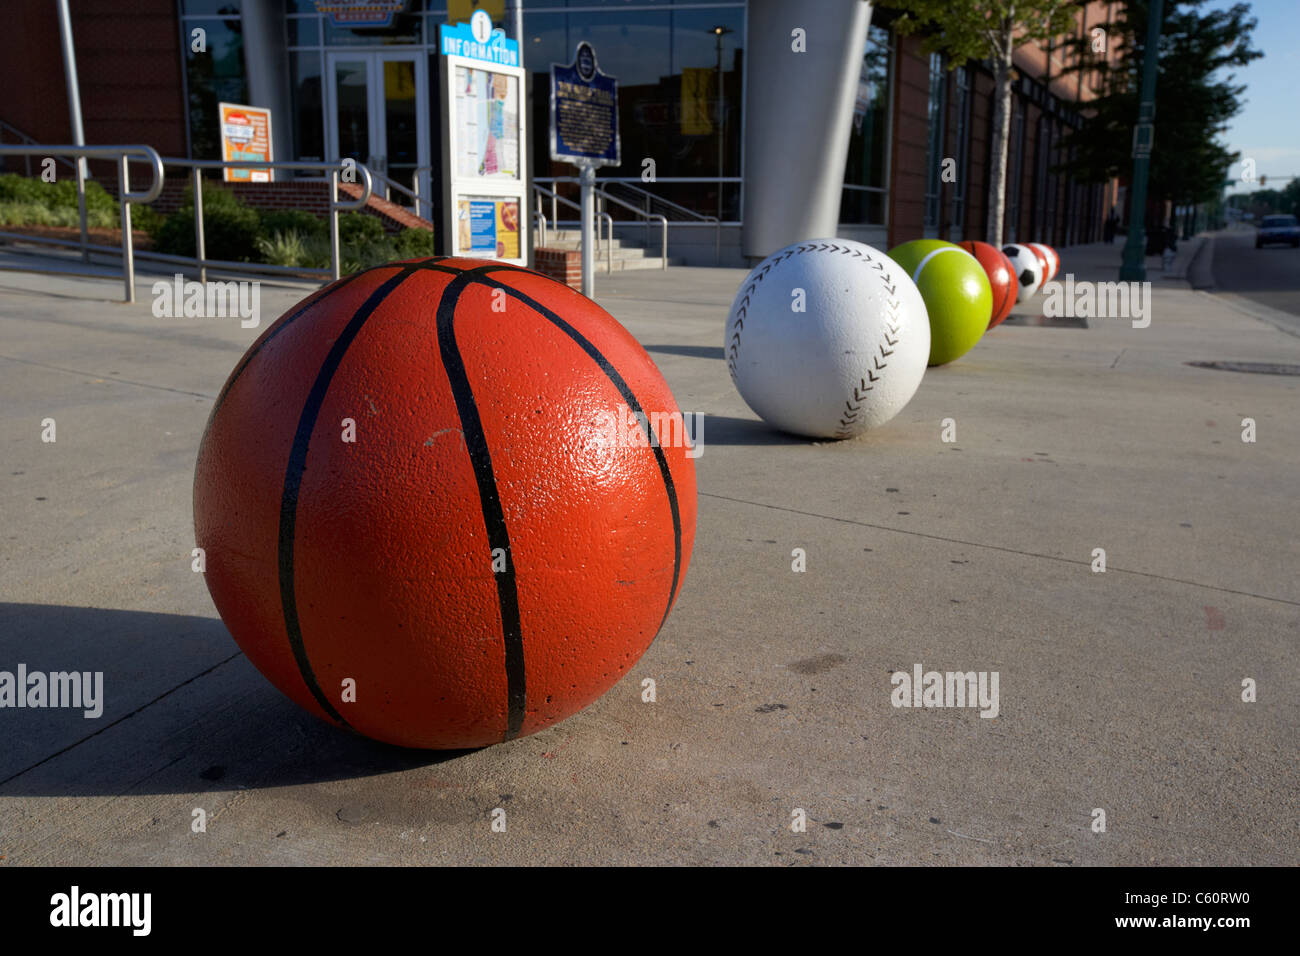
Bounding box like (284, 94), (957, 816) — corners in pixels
(1187, 234), (1216, 289)
(1200, 289), (1300, 339)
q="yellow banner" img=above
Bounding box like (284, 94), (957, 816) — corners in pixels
(681, 68), (713, 136)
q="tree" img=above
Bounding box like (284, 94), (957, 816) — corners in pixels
(887, 0), (1080, 246)
(1057, 1), (1261, 224)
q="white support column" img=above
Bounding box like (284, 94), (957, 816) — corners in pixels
(741, 0), (874, 261)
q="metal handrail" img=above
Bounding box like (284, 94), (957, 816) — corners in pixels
(0, 143), (164, 301)
(371, 166), (433, 222)
(532, 183), (613, 275)
(159, 158), (373, 283)
(599, 180), (720, 265)
(0, 147), (373, 299)
(591, 189), (668, 270)
(0, 121), (79, 176)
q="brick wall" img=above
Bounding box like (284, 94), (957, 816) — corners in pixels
(533, 248), (581, 289)
(102, 178), (432, 236)
(0, 0), (185, 177)
(887, 34), (931, 248)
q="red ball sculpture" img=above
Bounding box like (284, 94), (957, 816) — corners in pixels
(958, 240), (1018, 328)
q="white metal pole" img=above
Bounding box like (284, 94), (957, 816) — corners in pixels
(580, 163), (595, 297)
(56, 0), (90, 262)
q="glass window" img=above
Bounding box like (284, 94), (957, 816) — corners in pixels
(923, 52), (946, 237)
(841, 24), (890, 225)
(184, 17), (249, 159)
(948, 66), (970, 240)
(290, 51), (324, 161)
(525, 6), (745, 220)
(287, 15), (321, 47)
(1006, 98), (1025, 242)
(181, 0), (242, 15)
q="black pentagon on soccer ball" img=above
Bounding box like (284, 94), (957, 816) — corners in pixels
(1019, 269), (1035, 286)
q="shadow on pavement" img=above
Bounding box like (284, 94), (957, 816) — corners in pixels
(0, 603), (473, 797)
(701, 414), (818, 446)
(642, 343), (725, 360)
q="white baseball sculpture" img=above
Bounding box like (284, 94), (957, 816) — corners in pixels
(1002, 244), (1044, 302)
(724, 238), (930, 439)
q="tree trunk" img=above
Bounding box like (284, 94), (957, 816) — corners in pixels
(986, 21), (1015, 247)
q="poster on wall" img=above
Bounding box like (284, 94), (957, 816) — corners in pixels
(454, 66), (519, 180)
(218, 103), (273, 183)
(457, 196), (520, 258)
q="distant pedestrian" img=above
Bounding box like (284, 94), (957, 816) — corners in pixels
(1104, 211), (1118, 244)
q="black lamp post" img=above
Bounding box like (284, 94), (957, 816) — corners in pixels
(710, 25), (733, 220)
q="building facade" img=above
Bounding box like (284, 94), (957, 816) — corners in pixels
(1, 0), (1121, 265)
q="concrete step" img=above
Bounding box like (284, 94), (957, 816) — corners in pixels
(596, 255), (684, 272)
(537, 236), (641, 253)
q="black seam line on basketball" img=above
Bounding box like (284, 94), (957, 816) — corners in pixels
(700, 492), (1300, 608)
(431, 265), (528, 742)
(278, 263), (425, 728)
(459, 266), (685, 633)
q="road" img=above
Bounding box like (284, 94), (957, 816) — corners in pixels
(1211, 225), (1300, 327)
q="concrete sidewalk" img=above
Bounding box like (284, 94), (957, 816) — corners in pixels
(1, 243), (1296, 866)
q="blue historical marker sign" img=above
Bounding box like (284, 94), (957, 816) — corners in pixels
(550, 42), (619, 167)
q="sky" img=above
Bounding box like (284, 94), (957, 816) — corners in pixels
(1202, 0), (1300, 195)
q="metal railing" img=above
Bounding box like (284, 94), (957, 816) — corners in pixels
(371, 165), (433, 222)
(156, 158), (373, 284)
(599, 180), (720, 265)
(536, 177), (695, 269)
(532, 182), (614, 274)
(0, 145), (372, 301)
(0, 143), (164, 302)
(0, 121), (78, 178)
(593, 189), (667, 270)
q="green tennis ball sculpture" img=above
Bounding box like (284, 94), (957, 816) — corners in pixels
(886, 240), (992, 366)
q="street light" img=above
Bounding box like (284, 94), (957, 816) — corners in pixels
(710, 25), (733, 221)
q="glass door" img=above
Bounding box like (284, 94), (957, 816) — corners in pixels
(326, 51), (430, 220)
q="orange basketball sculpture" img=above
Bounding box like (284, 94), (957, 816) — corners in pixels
(194, 258), (697, 750)
(957, 240), (1017, 329)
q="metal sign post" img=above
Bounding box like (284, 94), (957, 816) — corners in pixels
(550, 41), (619, 296)
(579, 163), (595, 296)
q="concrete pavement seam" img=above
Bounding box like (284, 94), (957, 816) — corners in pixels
(0, 353), (218, 400)
(0, 650), (244, 789)
(700, 492), (1300, 607)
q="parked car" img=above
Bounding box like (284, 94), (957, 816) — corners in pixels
(1256, 214), (1300, 248)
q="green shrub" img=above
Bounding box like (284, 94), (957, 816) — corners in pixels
(338, 211), (385, 245)
(153, 181), (262, 262)
(393, 227), (436, 259)
(129, 203), (166, 238)
(0, 174), (46, 204)
(0, 173), (118, 228)
(258, 208), (327, 239)
(0, 201), (70, 227)
(255, 229), (305, 267)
